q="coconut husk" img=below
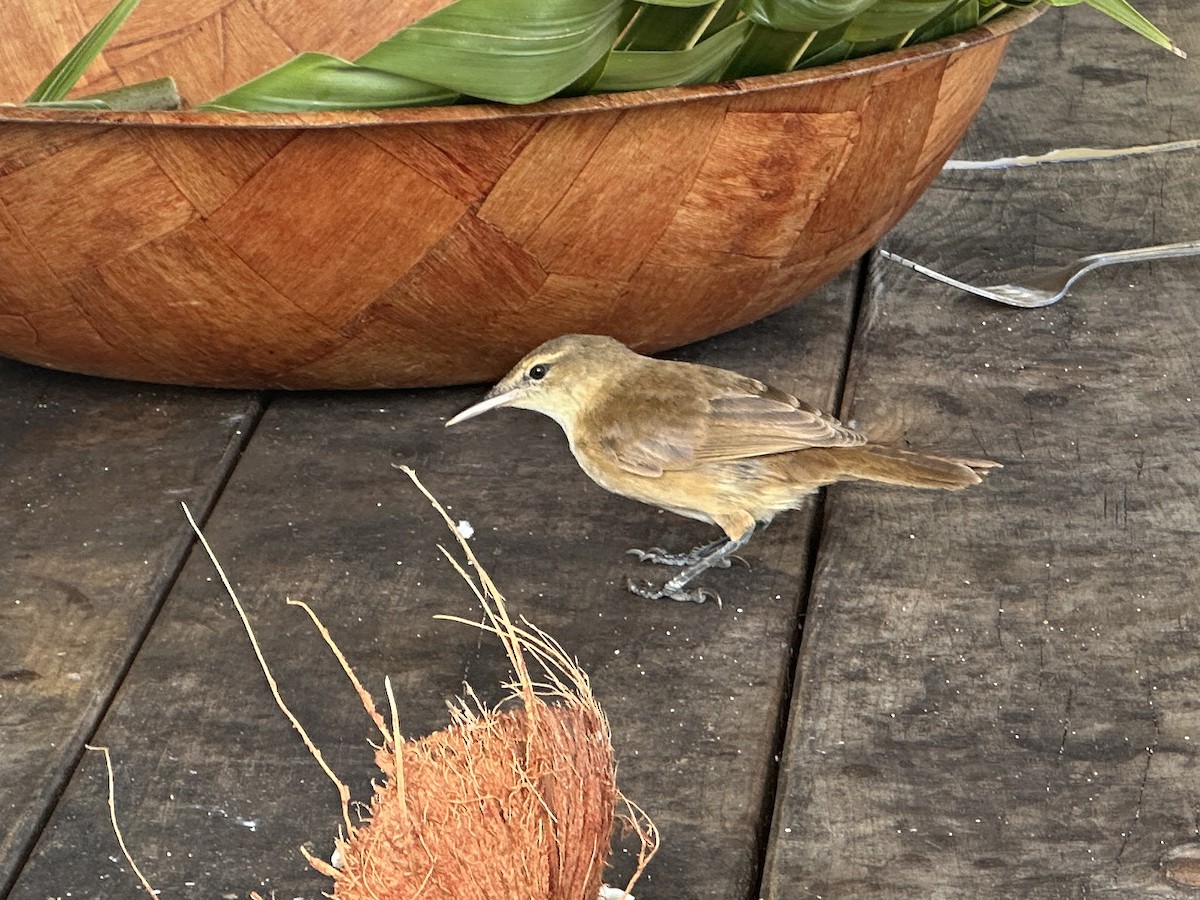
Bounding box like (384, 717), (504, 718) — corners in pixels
(237, 468), (656, 900)
(102, 488), (656, 900)
(302, 468), (643, 898)
(316, 700), (617, 898)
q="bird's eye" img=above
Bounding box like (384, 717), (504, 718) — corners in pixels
(528, 363), (549, 381)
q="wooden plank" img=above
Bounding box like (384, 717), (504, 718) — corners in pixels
(0, 358), (261, 895)
(957, 4), (1198, 157)
(7, 276), (859, 897)
(764, 2), (1200, 894)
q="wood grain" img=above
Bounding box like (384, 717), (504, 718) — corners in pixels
(0, 360), (260, 896)
(2, 7), (1194, 898)
(645, 110), (860, 267)
(957, 5), (1199, 158)
(0, 8), (1039, 388)
(763, 5), (1200, 895)
(5, 275), (860, 899)
(0, 0), (451, 103)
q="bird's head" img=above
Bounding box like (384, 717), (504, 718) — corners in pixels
(446, 334), (637, 432)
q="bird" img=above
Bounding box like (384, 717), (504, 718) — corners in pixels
(446, 334), (999, 605)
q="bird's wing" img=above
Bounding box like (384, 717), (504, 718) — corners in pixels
(690, 378), (866, 461)
(592, 404), (703, 476)
(591, 369), (865, 477)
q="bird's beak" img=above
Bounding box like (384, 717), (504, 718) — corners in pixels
(445, 387), (521, 427)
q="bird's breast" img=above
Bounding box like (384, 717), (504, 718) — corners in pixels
(566, 439), (715, 526)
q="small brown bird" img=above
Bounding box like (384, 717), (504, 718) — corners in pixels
(447, 334), (998, 605)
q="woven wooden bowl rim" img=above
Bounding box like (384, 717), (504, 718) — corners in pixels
(0, 5), (1042, 129)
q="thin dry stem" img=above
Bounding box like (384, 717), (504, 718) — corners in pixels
(397, 465), (659, 897)
(383, 675), (406, 821)
(619, 795), (661, 895)
(434, 613), (593, 705)
(301, 843), (339, 879)
(86, 744), (158, 898)
(434, 544), (485, 605)
(287, 597), (389, 742)
(180, 501), (354, 839)
(397, 464), (538, 715)
(434, 543), (537, 712)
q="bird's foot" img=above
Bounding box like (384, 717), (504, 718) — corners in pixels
(626, 540), (732, 569)
(626, 546), (692, 566)
(626, 577), (721, 607)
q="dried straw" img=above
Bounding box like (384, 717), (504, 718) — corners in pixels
(308, 466), (656, 899)
(181, 468), (658, 900)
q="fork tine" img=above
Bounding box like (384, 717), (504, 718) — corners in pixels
(880, 240), (1200, 309)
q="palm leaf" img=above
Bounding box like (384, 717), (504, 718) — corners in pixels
(353, 0), (629, 104)
(722, 22), (813, 77)
(595, 17), (752, 89)
(1050, 0), (1186, 58)
(910, 0), (981, 43)
(628, 0), (727, 7)
(25, 0), (140, 102)
(842, 0), (959, 43)
(741, 0), (878, 33)
(793, 25), (857, 66)
(618, 0), (740, 51)
(20, 0), (1186, 114)
(200, 53), (458, 112)
(19, 99), (111, 110)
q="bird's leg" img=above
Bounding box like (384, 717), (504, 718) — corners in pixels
(626, 525), (755, 606)
(626, 538), (730, 568)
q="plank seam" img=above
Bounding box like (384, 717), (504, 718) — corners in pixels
(0, 394), (270, 899)
(749, 252), (873, 897)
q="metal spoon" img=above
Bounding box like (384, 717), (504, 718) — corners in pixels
(879, 240), (1200, 308)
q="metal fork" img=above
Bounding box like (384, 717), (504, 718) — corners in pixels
(879, 240), (1200, 308)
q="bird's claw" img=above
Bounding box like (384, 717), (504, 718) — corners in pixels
(625, 577), (722, 608)
(626, 546), (676, 564)
(625, 545), (732, 568)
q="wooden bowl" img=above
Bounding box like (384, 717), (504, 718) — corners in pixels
(0, 5), (1039, 388)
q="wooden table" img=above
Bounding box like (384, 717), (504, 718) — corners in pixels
(2, 5), (1198, 897)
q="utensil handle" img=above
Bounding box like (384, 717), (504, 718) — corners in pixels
(877, 249), (1006, 301)
(1081, 240), (1200, 266)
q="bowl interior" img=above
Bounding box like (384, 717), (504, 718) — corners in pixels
(1, 0), (454, 105)
(1, 1), (1039, 125)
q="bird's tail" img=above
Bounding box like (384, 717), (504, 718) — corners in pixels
(835, 445), (1001, 490)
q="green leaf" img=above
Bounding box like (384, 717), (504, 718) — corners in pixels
(17, 99), (111, 109)
(25, 0), (141, 102)
(189, 0), (1184, 111)
(794, 30), (856, 67)
(632, 0), (729, 7)
(1048, 0), (1186, 58)
(80, 76), (181, 110)
(198, 53), (460, 112)
(843, 0), (958, 42)
(741, 0), (878, 33)
(594, 17), (752, 89)
(722, 21), (816, 77)
(698, 0), (750, 40)
(618, 1), (738, 51)
(354, 0), (630, 104)
(909, 0), (981, 43)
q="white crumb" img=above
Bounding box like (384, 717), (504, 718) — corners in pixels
(456, 519), (475, 539)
